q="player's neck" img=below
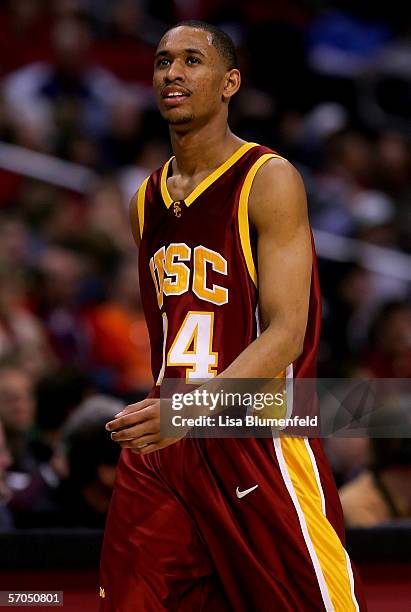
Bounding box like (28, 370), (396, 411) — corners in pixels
(169, 121), (244, 177)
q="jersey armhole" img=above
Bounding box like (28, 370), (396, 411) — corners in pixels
(136, 176), (149, 239)
(237, 153), (286, 287)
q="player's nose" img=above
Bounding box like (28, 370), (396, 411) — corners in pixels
(164, 59), (185, 83)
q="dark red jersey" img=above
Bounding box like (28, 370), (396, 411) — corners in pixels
(137, 142), (321, 394)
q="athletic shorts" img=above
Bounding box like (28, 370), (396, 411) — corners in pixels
(99, 436), (367, 611)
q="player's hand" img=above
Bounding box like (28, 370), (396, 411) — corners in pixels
(105, 398), (186, 454)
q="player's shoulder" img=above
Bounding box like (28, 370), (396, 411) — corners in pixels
(248, 146), (307, 225)
(251, 147), (305, 200)
(251, 144), (301, 184)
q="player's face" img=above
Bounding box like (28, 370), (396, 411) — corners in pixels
(153, 27), (229, 126)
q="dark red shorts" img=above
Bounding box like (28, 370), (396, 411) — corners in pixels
(99, 436), (366, 611)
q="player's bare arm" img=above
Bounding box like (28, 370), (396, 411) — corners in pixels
(224, 156), (312, 377)
(106, 157), (312, 453)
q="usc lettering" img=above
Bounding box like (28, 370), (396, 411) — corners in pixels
(149, 243), (228, 308)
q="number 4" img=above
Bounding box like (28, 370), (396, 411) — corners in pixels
(157, 311), (218, 384)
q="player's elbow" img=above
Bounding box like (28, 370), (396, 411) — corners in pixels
(286, 309), (309, 362)
(265, 320), (306, 366)
(289, 330), (305, 362)
(281, 323), (306, 363)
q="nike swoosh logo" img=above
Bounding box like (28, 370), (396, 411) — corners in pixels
(236, 484), (259, 499)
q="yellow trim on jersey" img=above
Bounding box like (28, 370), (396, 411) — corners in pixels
(279, 437), (359, 612)
(137, 177), (149, 238)
(160, 158), (174, 208)
(238, 153), (286, 287)
(160, 142), (259, 209)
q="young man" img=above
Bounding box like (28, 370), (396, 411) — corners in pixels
(100, 21), (366, 611)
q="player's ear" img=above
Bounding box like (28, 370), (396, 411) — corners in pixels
(222, 69), (241, 102)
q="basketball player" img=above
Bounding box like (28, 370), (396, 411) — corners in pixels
(100, 21), (367, 611)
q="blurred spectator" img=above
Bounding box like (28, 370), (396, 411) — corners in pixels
(358, 33), (411, 137)
(7, 456), (61, 530)
(57, 394), (122, 527)
(0, 264), (55, 380)
(2, 15), (126, 154)
(0, 216), (31, 265)
(7, 368), (95, 528)
(320, 263), (374, 375)
(0, 0), (53, 77)
(0, 419), (13, 530)
(310, 129), (378, 236)
(9, 394), (122, 528)
(0, 364), (36, 473)
(325, 436), (370, 489)
(101, 94), (144, 170)
(306, 7), (393, 112)
(31, 246), (91, 366)
(33, 367), (95, 462)
(361, 301), (411, 377)
(86, 257), (152, 396)
(376, 132), (411, 199)
(307, 8), (392, 78)
(375, 132), (411, 252)
(91, 0), (155, 86)
(88, 180), (134, 252)
(118, 136), (170, 203)
(340, 438), (411, 526)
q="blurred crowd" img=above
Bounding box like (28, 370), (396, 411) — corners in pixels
(0, 0), (410, 530)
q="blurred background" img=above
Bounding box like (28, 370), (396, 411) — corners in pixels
(0, 0), (410, 610)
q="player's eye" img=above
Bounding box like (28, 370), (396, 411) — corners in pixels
(186, 56), (201, 65)
(156, 58), (170, 67)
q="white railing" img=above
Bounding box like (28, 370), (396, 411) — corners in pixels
(313, 229), (411, 282)
(0, 142), (97, 192)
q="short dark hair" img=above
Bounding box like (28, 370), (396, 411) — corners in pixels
(170, 20), (237, 70)
(62, 396), (124, 487)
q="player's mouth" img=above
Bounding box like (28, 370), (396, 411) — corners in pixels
(161, 86), (190, 107)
